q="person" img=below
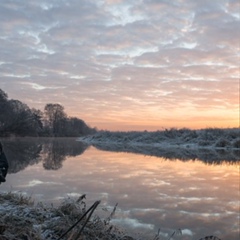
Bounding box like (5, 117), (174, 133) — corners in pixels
(0, 141), (8, 183)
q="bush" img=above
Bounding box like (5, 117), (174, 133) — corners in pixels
(215, 138), (231, 148)
(232, 138), (240, 148)
(198, 140), (211, 147)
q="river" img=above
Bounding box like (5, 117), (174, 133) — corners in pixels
(0, 138), (239, 240)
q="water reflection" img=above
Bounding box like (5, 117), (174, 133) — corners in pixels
(0, 138), (239, 240)
(41, 138), (88, 170)
(1, 138), (239, 174)
(92, 142), (240, 163)
(1, 138), (89, 173)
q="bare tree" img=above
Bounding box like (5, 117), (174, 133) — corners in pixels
(44, 103), (67, 136)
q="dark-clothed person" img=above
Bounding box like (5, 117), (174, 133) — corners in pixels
(0, 142), (8, 183)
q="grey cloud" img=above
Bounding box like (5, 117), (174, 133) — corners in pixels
(0, 0), (238, 130)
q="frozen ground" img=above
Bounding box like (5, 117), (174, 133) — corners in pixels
(0, 192), (135, 240)
(0, 192), (224, 240)
(79, 128), (240, 163)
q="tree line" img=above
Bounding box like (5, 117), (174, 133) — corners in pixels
(0, 88), (96, 137)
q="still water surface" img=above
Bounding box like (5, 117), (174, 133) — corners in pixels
(0, 138), (239, 239)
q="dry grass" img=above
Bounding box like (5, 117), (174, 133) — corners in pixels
(0, 192), (222, 240)
(0, 192), (132, 240)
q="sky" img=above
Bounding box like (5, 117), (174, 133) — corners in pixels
(0, 0), (239, 131)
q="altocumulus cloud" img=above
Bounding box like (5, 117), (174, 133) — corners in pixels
(0, 0), (239, 130)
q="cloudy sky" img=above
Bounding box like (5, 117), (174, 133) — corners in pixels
(0, 0), (239, 131)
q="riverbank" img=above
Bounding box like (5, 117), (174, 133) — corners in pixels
(78, 128), (240, 163)
(0, 192), (221, 240)
(0, 192), (135, 240)
(0, 192), (224, 240)
(78, 128), (240, 150)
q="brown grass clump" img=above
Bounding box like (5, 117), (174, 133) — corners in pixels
(0, 192), (131, 240)
(0, 192), (222, 240)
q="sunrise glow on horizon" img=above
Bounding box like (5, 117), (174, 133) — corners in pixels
(0, 0), (239, 131)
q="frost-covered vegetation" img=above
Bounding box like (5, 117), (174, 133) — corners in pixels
(0, 192), (222, 240)
(80, 128), (240, 149)
(0, 192), (131, 240)
(79, 128), (240, 163)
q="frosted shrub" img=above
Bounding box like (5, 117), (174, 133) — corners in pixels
(215, 138), (231, 148)
(198, 140), (211, 147)
(163, 128), (180, 138)
(226, 128), (239, 140)
(232, 138), (240, 148)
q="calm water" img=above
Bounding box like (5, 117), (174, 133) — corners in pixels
(0, 138), (239, 240)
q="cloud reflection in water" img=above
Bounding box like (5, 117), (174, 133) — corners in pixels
(0, 138), (239, 240)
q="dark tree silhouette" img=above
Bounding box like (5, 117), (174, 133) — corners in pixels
(0, 88), (96, 137)
(44, 103), (67, 137)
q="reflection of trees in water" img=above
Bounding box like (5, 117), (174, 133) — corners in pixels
(2, 138), (42, 173)
(92, 143), (240, 164)
(2, 137), (238, 173)
(0, 138), (88, 173)
(42, 141), (65, 170)
(42, 138), (88, 170)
